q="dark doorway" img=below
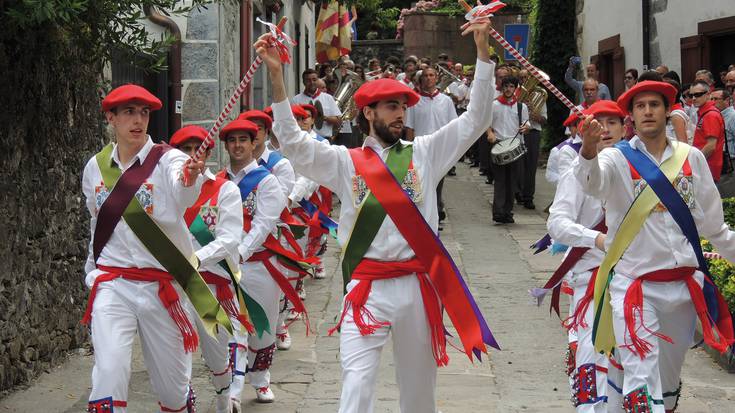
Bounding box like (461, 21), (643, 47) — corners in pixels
(709, 33), (735, 87)
(111, 51), (170, 143)
(591, 34), (626, 99)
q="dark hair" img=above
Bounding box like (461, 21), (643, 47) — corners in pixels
(404, 56), (417, 66)
(386, 56), (400, 67)
(663, 78), (682, 102)
(637, 70), (663, 82)
(356, 103), (378, 135)
(625, 68), (638, 79)
(713, 87), (731, 99)
(663, 70), (681, 84)
(302, 68), (318, 81)
(501, 76), (519, 88)
(489, 55), (500, 64)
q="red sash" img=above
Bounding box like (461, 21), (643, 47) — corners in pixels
(183, 177), (227, 226)
(348, 148), (498, 359)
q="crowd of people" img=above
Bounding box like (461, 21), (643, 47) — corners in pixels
(78, 11), (735, 413)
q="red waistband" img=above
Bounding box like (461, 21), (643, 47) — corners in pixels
(636, 266), (696, 282)
(351, 257), (425, 280)
(200, 271), (231, 286)
(97, 265), (174, 282)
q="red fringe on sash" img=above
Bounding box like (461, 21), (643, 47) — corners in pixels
(563, 268), (599, 331)
(200, 271), (255, 334)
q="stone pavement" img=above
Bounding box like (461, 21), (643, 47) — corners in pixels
(1, 163), (734, 412)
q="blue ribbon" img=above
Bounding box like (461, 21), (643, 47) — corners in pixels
(297, 198), (339, 235)
(236, 166), (271, 200)
(616, 141), (718, 321)
(258, 151), (284, 171)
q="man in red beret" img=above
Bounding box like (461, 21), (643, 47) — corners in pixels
(82, 84), (209, 412)
(217, 119), (290, 404)
(547, 100), (626, 412)
(575, 81), (735, 412)
(169, 125), (248, 413)
(256, 17), (498, 413)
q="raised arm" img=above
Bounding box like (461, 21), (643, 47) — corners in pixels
(574, 116), (617, 199)
(414, 20), (496, 181)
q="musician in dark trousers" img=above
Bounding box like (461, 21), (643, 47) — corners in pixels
(518, 70), (547, 209)
(490, 76), (529, 223)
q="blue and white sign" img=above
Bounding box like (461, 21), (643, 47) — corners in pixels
(503, 24), (530, 61)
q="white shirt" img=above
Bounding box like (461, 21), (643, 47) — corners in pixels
(548, 169), (605, 275)
(396, 73), (415, 90)
(448, 80), (469, 102)
(258, 146), (295, 197)
(227, 161), (286, 261)
(490, 100), (529, 140)
(292, 91), (341, 138)
(557, 135), (582, 178)
(273, 59), (495, 262)
(405, 92), (458, 136)
(529, 103), (547, 131)
(192, 170), (243, 278)
(574, 136), (735, 278)
(666, 108), (692, 144)
(82, 137), (204, 287)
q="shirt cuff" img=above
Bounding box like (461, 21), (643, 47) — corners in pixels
(272, 98), (293, 122)
(195, 248), (210, 268)
(474, 59), (493, 81)
(580, 228), (601, 249)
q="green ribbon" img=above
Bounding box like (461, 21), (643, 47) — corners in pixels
(188, 214), (271, 337)
(340, 143), (413, 290)
(95, 143), (232, 337)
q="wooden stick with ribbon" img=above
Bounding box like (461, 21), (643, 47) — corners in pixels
(183, 17), (295, 184)
(459, 1), (584, 119)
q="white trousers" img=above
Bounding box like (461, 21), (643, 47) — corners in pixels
(338, 275), (437, 413)
(228, 329), (248, 403)
(609, 273), (699, 412)
(240, 257), (281, 389)
(88, 278), (193, 413)
(568, 270), (616, 413)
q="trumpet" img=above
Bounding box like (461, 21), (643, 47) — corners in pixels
(365, 69), (383, 81)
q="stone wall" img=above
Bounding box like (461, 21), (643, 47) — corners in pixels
(351, 39), (404, 68)
(0, 27), (103, 392)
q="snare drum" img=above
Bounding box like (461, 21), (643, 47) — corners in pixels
(491, 137), (527, 165)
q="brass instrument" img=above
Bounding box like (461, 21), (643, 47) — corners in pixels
(435, 64), (462, 94)
(333, 69), (362, 134)
(518, 69), (549, 118)
(313, 100), (325, 130)
(365, 69), (383, 81)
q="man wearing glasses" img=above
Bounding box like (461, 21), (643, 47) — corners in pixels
(711, 88), (735, 164)
(690, 80), (726, 182)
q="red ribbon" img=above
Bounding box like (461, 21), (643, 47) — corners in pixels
(200, 271), (254, 334)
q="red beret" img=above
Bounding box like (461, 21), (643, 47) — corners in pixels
(291, 104), (309, 119)
(264, 106), (273, 119)
(219, 119), (259, 140)
(354, 78), (420, 109)
(102, 84), (162, 112)
(238, 110), (272, 130)
(616, 80), (677, 115)
(300, 104), (318, 119)
(563, 112), (582, 128)
(169, 125), (208, 147)
(587, 100), (625, 120)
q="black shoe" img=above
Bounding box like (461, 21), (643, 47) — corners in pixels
(485, 177), (493, 185)
(493, 215), (514, 224)
(470, 162), (479, 168)
(515, 193), (523, 204)
(523, 201), (536, 210)
(447, 167), (456, 176)
(439, 210), (447, 222)
(479, 169), (487, 176)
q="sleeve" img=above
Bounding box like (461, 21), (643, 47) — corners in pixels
(324, 95), (342, 117)
(289, 176), (319, 203)
(564, 67), (583, 95)
(522, 103), (529, 125)
(556, 146), (577, 177)
(82, 158), (104, 288)
(405, 106), (415, 130)
(545, 147), (560, 184)
(272, 99), (351, 195)
(701, 112), (722, 138)
(547, 171), (601, 248)
(414, 59), (496, 182)
(573, 149), (618, 201)
(599, 84), (612, 100)
(273, 159), (296, 197)
(690, 149), (735, 262)
(238, 176), (287, 261)
(195, 181), (244, 268)
(165, 149), (206, 210)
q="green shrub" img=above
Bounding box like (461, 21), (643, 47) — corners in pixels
(702, 198), (735, 311)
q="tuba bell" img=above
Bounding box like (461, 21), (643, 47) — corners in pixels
(333, 69), (362, 134)
(435, 63), (462, 94)
(519, 69), (549, 118)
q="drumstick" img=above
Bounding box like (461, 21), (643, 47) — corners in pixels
(459, 1), (584, 119)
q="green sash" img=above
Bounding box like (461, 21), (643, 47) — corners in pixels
(95, 143), (232, 337)
(189, 213), (271, 336)
(592, 142), (690, 354)
(340, 143), (413, 289)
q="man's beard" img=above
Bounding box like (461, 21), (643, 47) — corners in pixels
(373, 118), (401, 145)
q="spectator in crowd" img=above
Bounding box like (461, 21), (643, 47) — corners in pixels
(654, 64), (669, 75)
(292, 68), (342, 141)
(695, 69), (716, 88)
(437, 52), (449, 64)
(367, 58), (381, 72)
(565, 58), (611, 103)
(663, 70), (681, 85)
(353, 64), (365, 81)
(711, 88), (735, 162)
(396, 56), (418, 88)
(624, 68), (638, 91)
(691, 80), (726, 182)
(725, 69), (735, 96)
(664, 79), (692, 143)
(316, 78), (327, 94)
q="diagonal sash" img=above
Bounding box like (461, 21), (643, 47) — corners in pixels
(94, 143), (232, 337)
(348, 146), (500, 360)
(591, 141), (689, 354)
(531, 218), (607, 317)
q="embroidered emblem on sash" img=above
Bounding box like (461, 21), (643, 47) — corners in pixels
(135, 183), (154, 214)
(352, 167), (422, 207)
(200, 205), (219, 231)
(94, 183), (110, 214)
(243, 191), (257, 216)
(633, 173), (694, 212)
